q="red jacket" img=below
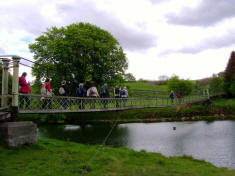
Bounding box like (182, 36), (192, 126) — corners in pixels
(19, 76), (30, 93)
(43, 82), (51, 92)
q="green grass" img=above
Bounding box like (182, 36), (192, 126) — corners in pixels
(125, 81), (168, 92)
(0, 138), (234, 176)
(211, 98), (235, 107)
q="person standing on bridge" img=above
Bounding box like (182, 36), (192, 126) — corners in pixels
(87, 84), (99, 109)
(169, 90), (175, 104)
(100, 83), (110, 108)
(60, 80), (69, 109)
(19, 72), (31, 109)
(76, 83), (86, 109)
(121, 86), (128, 106)
(41, 78), (52, 109)
(114, 85), (121, 108)
(176, 92), (181, 104)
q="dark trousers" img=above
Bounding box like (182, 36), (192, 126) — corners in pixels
(79, 99), (85, 109)
(19, 94), (30, 109)
(62, 98), (68, 109)
(89, 97), (96, 109)
(42, 98), (52, 109)
(115, 96), (120, 108)
(103, 99), (108, 108)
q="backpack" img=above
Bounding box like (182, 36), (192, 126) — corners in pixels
(121, 89), (128, 97)
(59, 87), (65, 95)
(41, 86), (47, 96)
(77, 88), (82, 96)
(89, 87), (95, 96)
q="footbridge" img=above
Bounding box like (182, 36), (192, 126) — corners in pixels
(0, 56), (211, 120)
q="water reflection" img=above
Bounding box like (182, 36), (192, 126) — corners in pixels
(38, 120), (235, 169)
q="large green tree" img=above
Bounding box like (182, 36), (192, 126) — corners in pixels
(29, 22), (128, 95)
(224, 51), (235, 97)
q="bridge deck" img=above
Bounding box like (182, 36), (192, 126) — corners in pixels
(19, 105), (171, 114)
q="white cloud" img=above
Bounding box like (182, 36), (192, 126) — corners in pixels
(166, 0), (235, 26)
(0, 0), (234, 81)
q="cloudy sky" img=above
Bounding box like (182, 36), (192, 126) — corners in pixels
(0, 0), (235, 81)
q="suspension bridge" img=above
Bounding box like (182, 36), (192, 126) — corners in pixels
(0, 55), (210, 121)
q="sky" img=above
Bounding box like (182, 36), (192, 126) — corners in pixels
(0, 0), (235, 81)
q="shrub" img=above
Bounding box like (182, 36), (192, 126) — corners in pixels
(167, 76), (194, 96)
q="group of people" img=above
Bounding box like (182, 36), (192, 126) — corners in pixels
(169, 90), (181, 104)
(76, 83), (129, 109)
(18, 72), (129, 109)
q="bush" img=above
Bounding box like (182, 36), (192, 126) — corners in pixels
(167, 76), (194, 96)
(209, 75), (224, 94)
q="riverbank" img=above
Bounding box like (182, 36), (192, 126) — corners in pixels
(0, 138), (234, 176)
(19, 98), (235, 124)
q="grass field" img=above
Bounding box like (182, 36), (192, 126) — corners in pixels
(0, 138), (234, 176)
(125, 81), (168, 92)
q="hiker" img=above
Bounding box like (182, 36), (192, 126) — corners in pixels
(176, 92), (181, 104)
(87, 84), (99, 109)
(19, 72), (31, 109)
(100, 83), (110, 108)
(121, 87), (128, 106)
(169, 90), (175, 104)
(114, 85), (121, 108)
(76, 83), (86, 109)
(41, 78), (52, 109)
(59, 80), (69, 109)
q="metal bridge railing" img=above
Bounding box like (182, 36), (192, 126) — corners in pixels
(0, 95), (12, 111)
(16, 94), (209, 113)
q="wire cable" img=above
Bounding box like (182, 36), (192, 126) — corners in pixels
(81, 120), (118, 175)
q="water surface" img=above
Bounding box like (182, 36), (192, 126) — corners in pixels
(38, 120), (235, 169)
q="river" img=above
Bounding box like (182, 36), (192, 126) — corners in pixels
(38, 120), (235, 169)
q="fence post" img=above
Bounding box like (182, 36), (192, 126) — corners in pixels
(11, 56), (20, 119)
(1, 58), (10, 107)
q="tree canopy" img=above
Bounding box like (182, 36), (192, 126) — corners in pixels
(224, 51), (235, 97)
(29, 22), (128, 95)
(167, 76), (194, 96)
(209, 74), (224, 94)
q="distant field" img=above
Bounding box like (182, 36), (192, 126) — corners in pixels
(125, 81), (168, 92)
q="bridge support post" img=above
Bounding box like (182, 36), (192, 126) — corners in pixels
(1, 58), (9, 108)
(11, 56), (20, 120)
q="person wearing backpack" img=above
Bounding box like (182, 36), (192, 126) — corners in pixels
(60, 80), (69, 109)
(121, 87), (128, 106)
(114, 85), (120, 108)
(41, 78), (52, 109)
(100, 83), (110, 108)
(87, 84), (99, 109)
(76, 83), (86, 109)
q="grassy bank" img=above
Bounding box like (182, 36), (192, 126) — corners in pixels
(19, 98), (235, 124)
(0, 138), (234, 176)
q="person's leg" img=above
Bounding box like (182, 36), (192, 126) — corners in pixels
(91, 98), (96, 109)
(19, 95), (24, 108)
(25, 95), (30, 108)
(63, 98), (68, 109)
(48, 98), (52, 109)
(42, 99), (46, 109)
